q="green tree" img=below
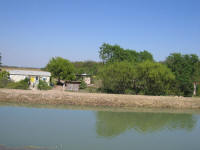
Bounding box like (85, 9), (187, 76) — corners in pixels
(165, 53), (200, 96)
(45, 57), (75, 83)
(0, 52), (2, 67)
(99, 43), (153, 64)
(99, 61), (136, 94)
(73, 61), (102, 75)
(135, 61), (175, 95)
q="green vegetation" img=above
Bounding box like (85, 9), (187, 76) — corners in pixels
(73, 61), (102, 75)
(99, 43), (153, 64)
(0, 71), (10, 88)
(37, 80), (52, 90)
(6, 78), (29, 90)
(0, 71), (29, 90)
(45, 57), (76, 83)
(79, 80), (87, 89)
(0, 52), (2, 67)
(135, 61), (175, 95)
(97, 43), (200, 96)
(165, 53), (200, 96)
(99, 61), (136, 94)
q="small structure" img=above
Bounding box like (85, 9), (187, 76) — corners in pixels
(65, 81), (81, 91)
(76, 73), (91, 85)
(7, 70), (51, 89)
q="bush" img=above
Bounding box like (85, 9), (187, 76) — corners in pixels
(0, 71), (10, 88)
(99, 61), (136, 94)
(80, 80), (87, 89)
(6, 78), (29, 90)
(0, 78), (10, 88)
(38, 80), (52, 90)
(135, 61), (175, 95)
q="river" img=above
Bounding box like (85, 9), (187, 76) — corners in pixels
(0, 103), (200, 150)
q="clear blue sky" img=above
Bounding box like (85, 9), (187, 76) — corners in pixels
(0, 0), (200, 68)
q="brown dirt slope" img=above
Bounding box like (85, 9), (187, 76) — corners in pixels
(0, 89), (200, 109)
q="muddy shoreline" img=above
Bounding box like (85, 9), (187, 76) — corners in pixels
(0, 89), (200, 110)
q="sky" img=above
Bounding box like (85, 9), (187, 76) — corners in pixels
(0, 0), (200, 68)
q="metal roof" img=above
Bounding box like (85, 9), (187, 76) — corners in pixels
(7, 70), (51, 77)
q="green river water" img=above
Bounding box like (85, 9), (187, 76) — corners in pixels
(0, 103), (200, 150)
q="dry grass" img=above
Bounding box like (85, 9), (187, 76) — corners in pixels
(0, 89), (200, 109)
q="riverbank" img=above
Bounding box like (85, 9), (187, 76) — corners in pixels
(0, 89), (200, 109)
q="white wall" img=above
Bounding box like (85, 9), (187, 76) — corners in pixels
(10, 75), (26, 82)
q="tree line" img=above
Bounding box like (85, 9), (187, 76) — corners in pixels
(43, 43), (200, 96)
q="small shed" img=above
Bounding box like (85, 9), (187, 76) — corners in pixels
(76, 73), (91, 85)
(65, 81), (81, 91)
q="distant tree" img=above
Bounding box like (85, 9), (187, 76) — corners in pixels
(45, 57), (75, 83)
(99, 43), (153, 64)
(99, 61), (136, 94)
(165, 53), (200, 96)
(73, 61), (102, 75)
(135, 61), (175, 95)
(0, 52), (2, 67)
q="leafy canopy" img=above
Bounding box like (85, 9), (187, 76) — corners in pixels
(165, 53), (200, 96)
(135, 61), (175, 95)
(99, 61), (136, 94)
(46, 57), (75, 81)
(99, 43), (153, 64)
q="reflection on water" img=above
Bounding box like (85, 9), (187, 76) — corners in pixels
(96, 111), (197, 137)
(0, 104), (200, 150)
(0, 145), (53, 150)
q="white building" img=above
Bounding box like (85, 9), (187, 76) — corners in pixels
(7, 70), (51, 89)
(76, 73), (91, 85)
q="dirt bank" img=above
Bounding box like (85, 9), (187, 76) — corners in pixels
(0, 89), (200, 109)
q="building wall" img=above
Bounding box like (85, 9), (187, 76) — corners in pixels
(10, 75), (26, 82)
(9, 74), (51, 89)
(83, 77), (91, 85)
(66, 83), (80, 91)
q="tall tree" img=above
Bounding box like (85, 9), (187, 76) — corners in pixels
(45, 57), (75, 82)
(135, 61), (175, 95)
(99, 61), (136, 94)
(99, 43), (153, 64)
(165, 53), (200, 96)
(0, 52), (2, 67)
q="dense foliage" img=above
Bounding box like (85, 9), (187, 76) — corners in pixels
(99, 43), (153, 64)
(135, 61), (175, 95)
(73, 61), (102, 75)
(0, 71), (10, 88)
(79, 80), (87, 89)
(45, 57), (75, 82)
(165, 53), (200, 96)
(0, 52), (2, 66)
(38, 80), (52, 90)
(6, 78), (29, 90)
(99, 61), (136, 94)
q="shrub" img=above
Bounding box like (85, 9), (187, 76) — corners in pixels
(6, 78), (29, 90)
(136, 61), (175, 95)
(99, 61), (136, 94)
(0, 78), (10, 88)
(38, 80), (52, 90)
(80, 80), (87, 89)
(0, 71), (10, 88)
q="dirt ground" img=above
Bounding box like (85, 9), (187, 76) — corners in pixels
(0, 88), (200, 109)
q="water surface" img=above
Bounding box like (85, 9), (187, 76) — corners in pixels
(0, 104), (200, 150)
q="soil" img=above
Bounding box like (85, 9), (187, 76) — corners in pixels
(0, 88), (200, 109)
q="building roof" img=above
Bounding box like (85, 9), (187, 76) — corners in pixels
(76, 73), (91, 76)
(7, 70), (51, 77)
